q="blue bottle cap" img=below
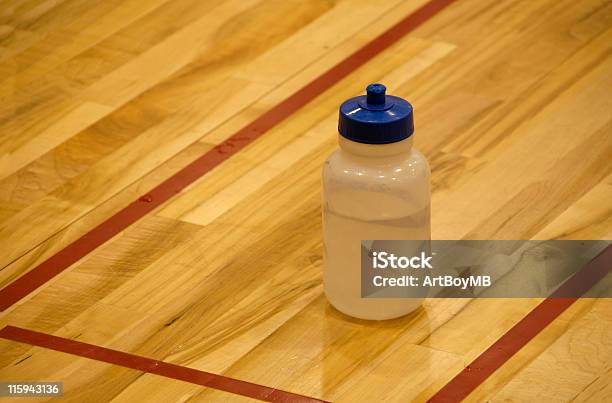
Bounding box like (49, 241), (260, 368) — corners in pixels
(338, 83), (414, 144)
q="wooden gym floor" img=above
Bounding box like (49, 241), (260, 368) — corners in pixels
(0, 0), (611, 401)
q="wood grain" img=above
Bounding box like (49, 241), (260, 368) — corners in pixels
(0, 0), (611, 401)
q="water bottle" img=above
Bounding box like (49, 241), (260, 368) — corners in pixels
(322, 83), (431, 320)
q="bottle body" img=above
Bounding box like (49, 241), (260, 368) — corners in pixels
(322, 135), (430, 320)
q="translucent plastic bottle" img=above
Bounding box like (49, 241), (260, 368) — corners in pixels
(322, 83), (430, 320)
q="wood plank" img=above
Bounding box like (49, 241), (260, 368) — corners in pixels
(0, 338), (255, 402)
(0, 0), (170, 89)
(431, 26), (612, 239)
(535, 173), (612, 240)
(159, 39), (455, 225)
(0, 101), (111, 180)
(0, 0), (428, 294)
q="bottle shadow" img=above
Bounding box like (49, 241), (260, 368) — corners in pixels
(318, 298), (433, 400)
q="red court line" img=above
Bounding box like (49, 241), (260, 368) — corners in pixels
(428, 244), (612, 403)
(0, 326), (327, 402)
(0, 0), (457, 312)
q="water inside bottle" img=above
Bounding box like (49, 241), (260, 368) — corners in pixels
(323, 203), (430, 319)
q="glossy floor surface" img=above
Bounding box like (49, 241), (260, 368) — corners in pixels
(0, 0), (611, 401)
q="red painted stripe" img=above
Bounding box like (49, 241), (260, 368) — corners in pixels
(0, 0), (456, 312)
(428, 244), (612, 402)
(0, 326), (326, 402)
